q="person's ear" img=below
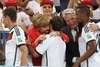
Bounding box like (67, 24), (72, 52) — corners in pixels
(6, 16), (10, 22)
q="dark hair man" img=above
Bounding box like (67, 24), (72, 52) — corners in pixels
(72, 5), (98, 67)
(3, 7), (28, 66)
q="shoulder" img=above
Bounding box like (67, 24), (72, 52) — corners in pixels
(82, 23), (96, 39)
(61, 32), (69, 43)
(62, 26), (69, 30)
(83, 24), (89, 33)
(61, 26), (70, 33)
(26, 27), (40, 36)
(26, 27), (34, 33)
(17, 26), (24, 31)
(45, 34), (56, 42)
(14, 26), (24, 35)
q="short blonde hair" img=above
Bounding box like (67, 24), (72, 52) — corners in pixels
(63, 8), (76, 18)
(33, 14), (50, 28)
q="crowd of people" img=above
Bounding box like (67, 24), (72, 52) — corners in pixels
(0, 0), (100, 67)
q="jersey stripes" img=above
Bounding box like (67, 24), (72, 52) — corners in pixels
(84, 24), (89, 33)
(14, 26), (20, 36)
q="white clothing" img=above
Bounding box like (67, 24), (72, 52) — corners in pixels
(36, 34), (66, 67)
(92, 8), (100, 29)
(71, 29), (77, 42)
(17, 12), (32, 28)
(27, 55), (33, 66)
(5, 25), (26, 66)
(54, 0), (60, 6)
(26, 0), (41, 14)
(26, 0), (56, 14)
(92, 8), (100, 55)
(92, 8), (100, 19)
(97, 22), (100, 29)
(78, 23), (100, 67)
(0, 8), (2, 13)
(0, 8), (2, 21)
(1, 11), (32, 30)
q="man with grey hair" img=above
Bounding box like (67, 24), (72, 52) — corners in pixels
(63, 8), (76, 19)
(61, 8), (80, 67)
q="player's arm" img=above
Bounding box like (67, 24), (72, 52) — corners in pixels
(19, 45), (28, 66)
(72, 28), (96, 67)
(27, 34), (46, 58)
(27, 45), (41, 58)
(72, 40), (96, 67)
(30, 35), (51, 58)
(16, 28), (28, 66)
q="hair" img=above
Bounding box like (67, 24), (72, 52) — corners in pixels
(50, 16), (63, 31)
(3, 7), (17, 22)
(76, 5), (90, 17)
(63, 8), (76, 18)
(0, 2), (3, 9)
(33, 14), (50, 28)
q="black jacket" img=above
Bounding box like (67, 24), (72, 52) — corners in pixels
(61, 26), (80, 66)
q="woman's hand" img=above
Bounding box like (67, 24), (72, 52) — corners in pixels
(37, 34), (46, 41)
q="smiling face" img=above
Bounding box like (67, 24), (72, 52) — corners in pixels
(64, 13), (78, 29)
(42, 4), (53, 16)
(37, 25), (50, 34)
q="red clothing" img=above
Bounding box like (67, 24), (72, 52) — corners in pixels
(26, 26), (42, 66)
(26, 26), (69, 66)
(61, 32), (69, 43)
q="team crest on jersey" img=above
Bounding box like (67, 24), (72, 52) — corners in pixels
(17, 37), (22, 43)
(87, 34), (91, 39)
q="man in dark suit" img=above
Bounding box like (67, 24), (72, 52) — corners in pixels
(61, 8), (80, 67)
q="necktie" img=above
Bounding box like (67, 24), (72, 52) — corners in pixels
(74, 29), (79, 42)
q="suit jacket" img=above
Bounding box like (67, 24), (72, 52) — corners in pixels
(61, 26), (80, 66)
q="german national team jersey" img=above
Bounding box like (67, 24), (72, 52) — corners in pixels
(36, 34), (66, 67)
(78, 23), (100, 67)
(5, 25), (26, 66)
